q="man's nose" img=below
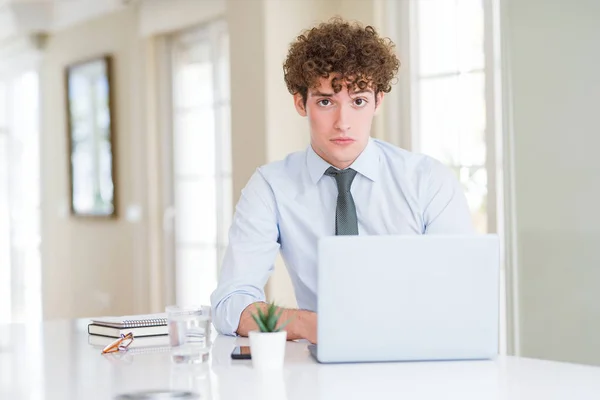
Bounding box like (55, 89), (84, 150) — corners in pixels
(333, 106), (351, 132)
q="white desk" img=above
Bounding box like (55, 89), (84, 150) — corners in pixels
(1, 319), (600, 399)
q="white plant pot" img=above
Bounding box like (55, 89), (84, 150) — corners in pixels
(248, 330), (287, 369)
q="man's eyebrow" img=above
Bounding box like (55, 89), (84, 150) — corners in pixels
(309, 89), (373, 97)
(350, 89), (374, 95)
(310, 91), (334, 97)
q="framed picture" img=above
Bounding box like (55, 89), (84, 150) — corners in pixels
(65, 55), (117, 218)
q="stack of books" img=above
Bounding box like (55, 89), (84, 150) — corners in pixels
(87, 313), (169, 338)
(87, 313), (170, 352)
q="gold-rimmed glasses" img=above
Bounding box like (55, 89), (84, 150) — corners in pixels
(101, 332), (134, 354)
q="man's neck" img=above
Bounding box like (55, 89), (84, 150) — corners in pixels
(310, 144), (365, 170)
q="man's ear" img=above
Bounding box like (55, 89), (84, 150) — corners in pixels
(294, 93), (307, 117)
(374, 92), (385, 115)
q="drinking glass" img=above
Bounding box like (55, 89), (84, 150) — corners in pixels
(166, 305), (211, 364)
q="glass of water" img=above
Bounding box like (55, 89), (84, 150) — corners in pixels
(166, 305), (212, 364)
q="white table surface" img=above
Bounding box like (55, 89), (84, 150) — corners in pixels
(1, 319), (600, 399)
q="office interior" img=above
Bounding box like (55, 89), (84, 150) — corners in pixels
(0, 0), (598, 370)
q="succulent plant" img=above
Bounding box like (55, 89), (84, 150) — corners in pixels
(251, 302), (291, 333)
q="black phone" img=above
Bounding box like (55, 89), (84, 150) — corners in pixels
(231, 345), (252, 360)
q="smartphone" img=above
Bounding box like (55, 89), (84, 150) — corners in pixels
(231, 345), (252, 360)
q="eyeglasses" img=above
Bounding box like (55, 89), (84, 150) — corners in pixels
(101, 332), (134, 354)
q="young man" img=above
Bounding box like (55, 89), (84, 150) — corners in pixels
(211, 18), (473, 343)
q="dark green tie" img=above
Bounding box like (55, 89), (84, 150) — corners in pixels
(325, 167), (358, 235)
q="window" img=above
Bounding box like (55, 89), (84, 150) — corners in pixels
(412, 0), (490, 234)
(169, 21), (231, 307)
(0, 70), (42, 323)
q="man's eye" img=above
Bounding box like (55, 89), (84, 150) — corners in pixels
(354, 98), (367, 107)
(318, 99), (331, 106)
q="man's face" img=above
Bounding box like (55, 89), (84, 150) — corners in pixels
(294, 76), (384, 169)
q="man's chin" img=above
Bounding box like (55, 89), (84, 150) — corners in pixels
(328, 152), (359, 168)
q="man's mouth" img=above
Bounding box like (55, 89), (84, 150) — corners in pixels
(331, 137), (355, 145)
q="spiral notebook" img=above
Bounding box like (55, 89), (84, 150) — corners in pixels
(90, 313), (167, 329)
(88, 313), (168, 338)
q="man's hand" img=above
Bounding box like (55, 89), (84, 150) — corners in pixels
(236, 302), (318, 344)
(302, 312), (317, 344)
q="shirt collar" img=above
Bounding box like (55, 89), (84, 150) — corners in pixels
(306, 138), (380, 184)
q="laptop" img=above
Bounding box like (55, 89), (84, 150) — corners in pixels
(309, 234), (500, 363)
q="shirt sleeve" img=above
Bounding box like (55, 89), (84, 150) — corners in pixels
(210, 169), (281, 336)
(422, 159), (475, 234)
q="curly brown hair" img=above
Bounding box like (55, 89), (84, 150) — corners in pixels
(283, 17), (400, 105)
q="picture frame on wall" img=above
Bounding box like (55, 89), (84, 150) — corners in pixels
(65, 55), (117, 218)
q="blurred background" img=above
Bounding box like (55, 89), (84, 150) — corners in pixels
(0, 0), (598, 368)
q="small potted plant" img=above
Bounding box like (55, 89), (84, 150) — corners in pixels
(248, 302), (291, 369)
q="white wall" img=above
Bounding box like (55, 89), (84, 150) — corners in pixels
(225, 0), (268, 205)
(40, 1), (231, 319)
(40, 6), (148, 319)
(505, 0), (600, 366)
(138, 0), (225, 37)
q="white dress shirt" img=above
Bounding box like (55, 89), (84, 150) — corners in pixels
(210, 138), (474, 335)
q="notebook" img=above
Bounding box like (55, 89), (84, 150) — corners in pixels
(88, 313), (168, 338)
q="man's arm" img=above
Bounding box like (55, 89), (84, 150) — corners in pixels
(237, 302), (317, 343)
(210, 170), (280, 335)
(210, 169), (316, 342)
(422, 159), (475, 234)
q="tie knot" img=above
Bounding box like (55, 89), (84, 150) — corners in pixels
(325, 167), (357, 193)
